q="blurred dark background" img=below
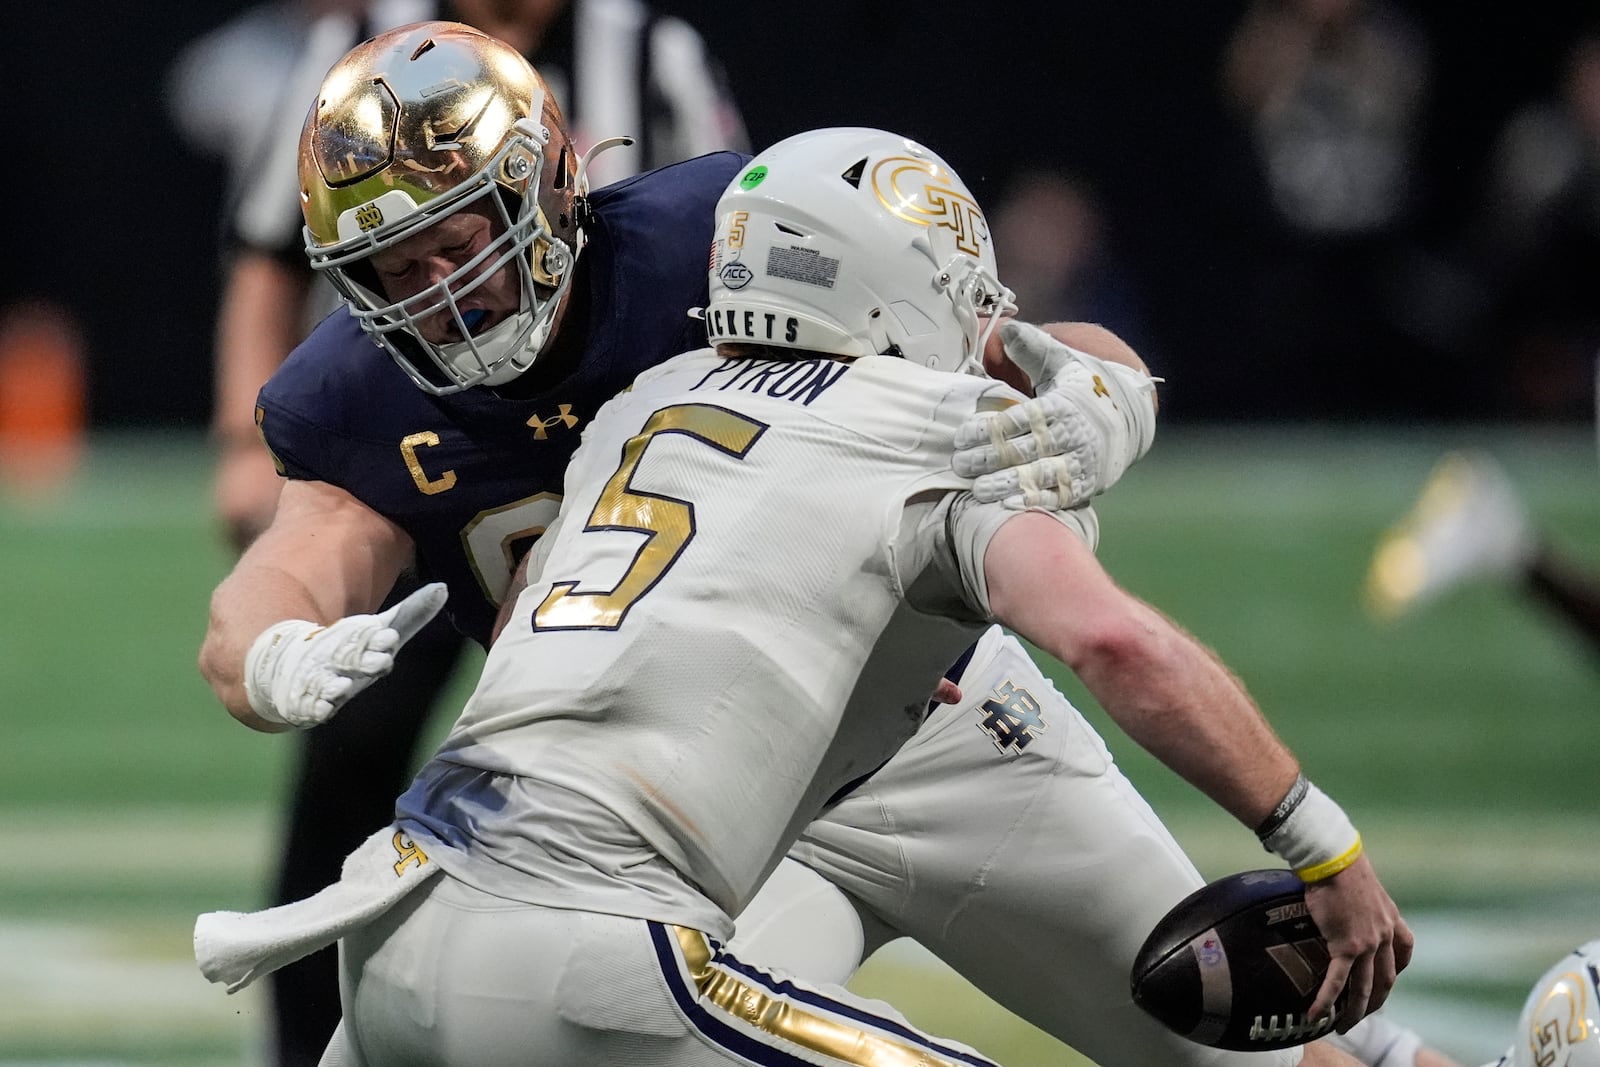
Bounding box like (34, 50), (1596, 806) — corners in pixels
(4, 1), (1596, 430)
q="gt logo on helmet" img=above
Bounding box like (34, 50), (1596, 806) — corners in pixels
(871, 156), (987, 257)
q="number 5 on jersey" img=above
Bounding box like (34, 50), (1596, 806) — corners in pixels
(533, 404), (768, 631)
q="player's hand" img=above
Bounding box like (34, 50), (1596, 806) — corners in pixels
(242, 583), (449, 728)
(1301, 853), (1413, 1031)
(954, 320), (1157, 510)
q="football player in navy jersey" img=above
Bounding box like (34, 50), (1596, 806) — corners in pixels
(198, 21), (1424, 1067)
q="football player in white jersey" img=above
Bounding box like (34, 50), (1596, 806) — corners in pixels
(199, 126), (1413, 1066)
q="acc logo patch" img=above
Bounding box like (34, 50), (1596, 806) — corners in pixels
(354, 202), (384, 232)
(871, 155), (987, 257)
(718, 261), (753, 290)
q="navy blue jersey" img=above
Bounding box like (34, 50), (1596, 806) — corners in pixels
(257, 151), (750, 646)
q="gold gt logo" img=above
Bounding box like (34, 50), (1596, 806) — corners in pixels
(390, 830), (429, 875)
(871, 156), (987, 257)
(354, 202), (385, 232)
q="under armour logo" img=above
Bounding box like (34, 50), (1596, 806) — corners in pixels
(527, 404), (579, 440)
(976, 680), (1047, 753)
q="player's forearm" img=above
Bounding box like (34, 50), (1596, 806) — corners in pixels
(199, 490), (414, 728)
(1039, 321), (1150, 378)
(980, 320), (1154, 399)
(1065, 604), (1299, 829)
(985, 514), (1297, 826)
(199, 561), (336, 730)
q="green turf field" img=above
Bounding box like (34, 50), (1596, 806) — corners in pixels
(2, 426), (1596, 1066)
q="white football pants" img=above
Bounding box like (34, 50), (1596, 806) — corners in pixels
(323, 875), (1000, 1067)
(747, 625), (1303, 1067)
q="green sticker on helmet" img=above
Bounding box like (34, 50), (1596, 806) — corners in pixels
(739, 166), (768, 189)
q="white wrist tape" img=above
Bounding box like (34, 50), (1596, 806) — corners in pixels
(1257, 777), (1362, 883)
(243, 619), (323, 727)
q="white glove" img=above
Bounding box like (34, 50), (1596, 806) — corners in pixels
(954, 320), (1158, 510)
(242, 582), (448, 728)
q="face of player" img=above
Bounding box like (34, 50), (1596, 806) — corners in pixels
(369, 205), (523, 345)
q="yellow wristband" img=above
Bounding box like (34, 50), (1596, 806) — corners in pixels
(1295, 834), (1363, 884)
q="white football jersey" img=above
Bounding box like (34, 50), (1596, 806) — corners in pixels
(396, 349), (1092, 937)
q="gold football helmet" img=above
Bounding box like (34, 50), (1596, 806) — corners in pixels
(298, 21), (582, 394)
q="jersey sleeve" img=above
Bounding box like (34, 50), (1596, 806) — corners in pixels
(250, 312), (375, 489)
(941, 495), (1100, 617)
(253, 391), (348, 485)
(884, 370), (1088, 621)
(896, 492), (1098, 623)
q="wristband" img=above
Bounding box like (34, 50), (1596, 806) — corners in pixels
(242, 619), (319, 726)
(1257, 778), (1361, 883)
(1254, 773), (1309, 839)
(1294, 836), (1364, 884)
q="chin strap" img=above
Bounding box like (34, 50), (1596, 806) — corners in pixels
(938, 255), (1016, 375)
(575, 135), (636, 192)
(568, 136), (636, 251)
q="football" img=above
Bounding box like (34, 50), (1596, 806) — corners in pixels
(1130, 869), (1345, 1051)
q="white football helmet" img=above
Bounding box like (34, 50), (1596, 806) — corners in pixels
(704, 127), (1015, 374)
(1496, 939), (1600, 1067)
(297, 22), (586, 395)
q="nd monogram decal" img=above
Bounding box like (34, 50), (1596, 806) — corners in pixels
(354, 202), (384, 232)
(976, 680), (1047, 753)
(528, 404), (580, 440)
(871, 156), (987, 257)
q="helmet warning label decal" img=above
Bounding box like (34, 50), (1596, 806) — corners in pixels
(766, 246), (838, 289)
